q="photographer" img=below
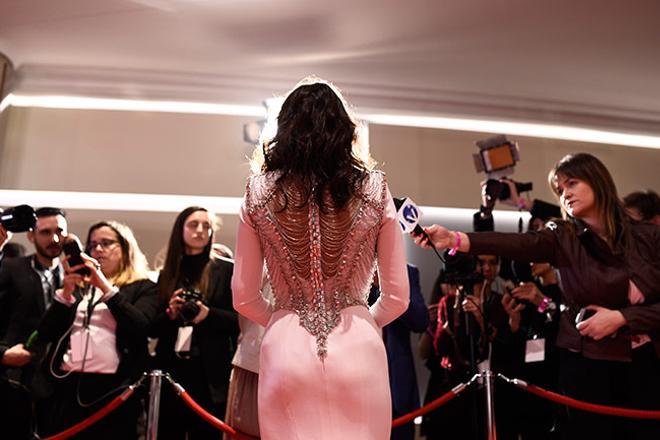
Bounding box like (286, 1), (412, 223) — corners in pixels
(415, 153), (660, 440)
(150, 206), (239, 440)
(36, 221), (159, 439)
(475, 179), (563, 438)
(0, 207), (66, 439)
(419, 254), (488, 440)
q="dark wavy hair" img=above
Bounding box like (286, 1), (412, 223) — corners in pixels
(548, 153), (630, 249)
(623, 190), (660, 222)
(260, 80), (370, 210)
(158, 206), (214, 301)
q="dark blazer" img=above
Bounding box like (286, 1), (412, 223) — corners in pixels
(369, 264), (429, 419)
(0, 256), (51, 367)
(38, 278), (160, 385)
(151, 257), (239, 405)
(469, 221), (660, 361)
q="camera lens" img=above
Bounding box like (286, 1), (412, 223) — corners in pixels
(180, 301), (200, 323)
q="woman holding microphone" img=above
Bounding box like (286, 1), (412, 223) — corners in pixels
(415, 153), (660, 440)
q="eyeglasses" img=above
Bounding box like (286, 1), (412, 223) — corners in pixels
(87, 239), (119, 250)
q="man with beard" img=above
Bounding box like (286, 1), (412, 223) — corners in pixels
(0, 207), (67, 439)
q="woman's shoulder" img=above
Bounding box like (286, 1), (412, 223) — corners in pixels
(119, 278), (157, 294)
(358, 169), (387, 201)
(629, 220), (660, 244)
(245, 171), (280, 209)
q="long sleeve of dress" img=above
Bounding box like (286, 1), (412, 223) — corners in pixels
(371, 187), (410, 327)
(232, 201), (272, 327)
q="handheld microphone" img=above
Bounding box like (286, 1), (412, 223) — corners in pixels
(393, 197), (425, 235)
(394, 197), (445, 262)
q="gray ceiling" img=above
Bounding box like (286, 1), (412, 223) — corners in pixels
(2, 0), (660, 134)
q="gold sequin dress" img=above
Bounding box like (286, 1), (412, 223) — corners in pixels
(232, 170), (409, 440)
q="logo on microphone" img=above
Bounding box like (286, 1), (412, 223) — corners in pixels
(396, 197), (422, 233)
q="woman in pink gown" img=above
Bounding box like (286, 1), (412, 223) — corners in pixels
(231, 77), (410, 440)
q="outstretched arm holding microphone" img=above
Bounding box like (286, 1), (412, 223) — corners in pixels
(411, 153), (660, 440)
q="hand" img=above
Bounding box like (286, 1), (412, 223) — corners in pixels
(480, 180), (496, 211)
(511, 282), (546, 307)
(166, 289), (185, 320)
(412, 225), (457, 250)
(462, 294), (485, 330)
(0, 225), (11, 251)
(576, 305), (626, 340)
(61, 269), (85, 302)
(63, 254), (114, 295)
(191, 302), (209, 324)
(499, 178), (522, 208)
(1, 344), (32, 367)
(462, 294), (481, 316)
(501, 294), (525, 333)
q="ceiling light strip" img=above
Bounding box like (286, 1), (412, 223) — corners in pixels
(4, 94), (265, 117)
(4, 93), (659, 149)
(0, 190), (243, 214)
(363, 113), (660, 149)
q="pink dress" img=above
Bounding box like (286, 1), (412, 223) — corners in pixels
(232, 171), (409, 440)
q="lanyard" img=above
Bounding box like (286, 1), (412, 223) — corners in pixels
(82, 285), (104, 329)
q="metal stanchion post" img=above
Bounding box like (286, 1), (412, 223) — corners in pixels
(484, 370), (497, 440)
(146, 370), (163, 440)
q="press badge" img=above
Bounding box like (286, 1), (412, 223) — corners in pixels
(525, 338), (545, 363)
(175, 326), (194, 353)
(70, 330), (94, 363)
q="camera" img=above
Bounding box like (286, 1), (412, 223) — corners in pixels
(485, 179), (533, 201)
(473, 135), (533, 202)
(179, 289), (204, 323)
(0, 205), (37, 232)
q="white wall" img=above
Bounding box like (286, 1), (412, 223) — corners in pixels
(2, 103), (659, 405)
(2, 105), (659, 270)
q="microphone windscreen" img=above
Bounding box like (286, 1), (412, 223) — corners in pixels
(395, 196), (423, 234)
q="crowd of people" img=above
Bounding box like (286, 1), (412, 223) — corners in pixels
(1, 77), (659, 440)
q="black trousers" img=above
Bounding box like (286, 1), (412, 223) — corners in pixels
(559, 347), (660, 440)
(36, 372), (140, 440)
(627, 343), (660, 439)
(0, 376), (32, 440)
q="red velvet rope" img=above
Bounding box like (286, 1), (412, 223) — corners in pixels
(42, 387), (135, 440)
(177, 390), (251, 440)
(524, 383), (660, 420)
(392, 389), (460, 428)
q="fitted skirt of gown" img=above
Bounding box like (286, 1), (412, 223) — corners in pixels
(258, 305), (392, 440)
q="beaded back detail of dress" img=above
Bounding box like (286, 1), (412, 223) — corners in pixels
(244, 170), (388, 359)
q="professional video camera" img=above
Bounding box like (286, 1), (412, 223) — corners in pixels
(0, 205), (37, 232)
(179, 289), (204, 323)
(472, 135), (533, 201)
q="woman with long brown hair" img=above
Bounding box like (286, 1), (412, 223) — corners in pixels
(150, 206), (238, 440)
(415, 153), (660, 440)
(232, 77), (409, 439)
